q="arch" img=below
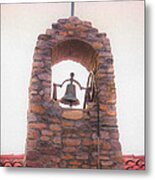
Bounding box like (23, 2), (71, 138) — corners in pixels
(25, 16), (123, 169)
(51, 39), (97, 71)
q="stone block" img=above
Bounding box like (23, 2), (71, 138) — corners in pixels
(110, 132), (119, 139)
(50, 155), (61, 163)
(25, 161), (43, 168)
(92, 42), (103, 49)
(100, 131), (110, 139)
(31, 95), (41, 102)
(103, 142), (111, 150)
(27, 112), (37, 122)
(30, 104), (45, 114)
(33, 61), (44, 68)
(63, 147), (77, 153)
(63, 138), (81, 146)
(69, 161), (81, 166)
(101, 160), (113, 166)
(62, 121), (74, 127)
(38, 73), (51, 81)
(28, 129), (39, 139)
(49, 124), (61, 131)
(111, 140), (121, 150)
(26, 150), (40, 161)
(62, 110), (83, 120)
(40, 136), (50, 141)
(82, 138), (92, 146)
(62, 154), (74, 160)
(76, 153), (88, 160)
(53, 136), (61, 144)
(39, 147), (57, 155)
(28, 123), (47, 130)
(51, 117), (61, 124)
(41, 130), (53, 136)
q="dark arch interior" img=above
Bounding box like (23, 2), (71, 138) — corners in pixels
(50, 39), (98, 109)
(51, 39), (98, 71)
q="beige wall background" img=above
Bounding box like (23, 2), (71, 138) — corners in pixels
(1, 0), (144, 155)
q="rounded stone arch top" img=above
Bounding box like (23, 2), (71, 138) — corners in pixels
(30, 16), (113, 109)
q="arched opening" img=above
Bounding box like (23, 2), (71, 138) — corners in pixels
(52, 60), (89, 109)
(50, 39), (98, 109)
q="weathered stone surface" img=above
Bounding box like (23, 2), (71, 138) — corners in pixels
(49, 124), (61, 131)
(100, 131), (110, 139)
(51, 117), (61, 124)
(30, 104), (45, 114)
(28, 129), (39, 139)
(69, 161), (81, 166)
(62, 121), (74, 127)
(103, 142), (111, 150)
(64, 23), (75, 30)
(26, 140), (37, 149)
(33, 61), (44, 68)
(76, 153), (88, 160)
(82, 164), (90, 169)
(82, 139), (92, 146)
(46, 29), (53, 35)
(99, 104), (107, 111)
(62, 110), (83, 120)
(27, 112), (37, 122)
(50, 155), (61, 163)
(39, 147), (57, 155)
(111, 140), (121, 150)
(99, 156), (110, 160)
(111, 156), (124, 163)
(41, 130), (53, 136)
(31, 77), (38, 83)
(106, 109), (117, 116)
(40, 135), (50, 141)
(26, 151), (40, 161)
(62, 154), (74, 160)
(53, 136), (61, 144)
(110, 132), (119, 139)
(101, 160), (113, 166)
(31, 95), (41, 102)
(38, 73), (51, 81)
(29, 123), (47, 130)
(63, 138), (81, 146)
(63, 147), (77, 153)
(42, 81), (51, 87)
(25, 161), (43, 168)
(92, 42), (103, 49)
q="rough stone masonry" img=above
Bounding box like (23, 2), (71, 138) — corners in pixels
(24, 16), (124, 169)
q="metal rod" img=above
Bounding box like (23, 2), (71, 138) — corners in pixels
(97, 94), (100, 137)
(71, 2), (75, 16)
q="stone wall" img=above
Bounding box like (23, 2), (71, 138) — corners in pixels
(24, 16), (124, 169)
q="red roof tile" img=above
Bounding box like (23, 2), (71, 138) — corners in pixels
(0, 154), (145, 170)
(0, 154), (24, 167)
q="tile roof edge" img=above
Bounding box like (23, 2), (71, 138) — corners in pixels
(0, 154), (24, 159)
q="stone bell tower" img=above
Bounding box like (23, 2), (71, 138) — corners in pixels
(24, 16), (124, 169)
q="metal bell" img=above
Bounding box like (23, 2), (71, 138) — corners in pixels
(60, 83), (80, 107)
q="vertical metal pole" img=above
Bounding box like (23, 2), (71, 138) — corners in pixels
(71, 2), (75, 16)
(97, 95), (100, 138)
(97, 93), (100, 169)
